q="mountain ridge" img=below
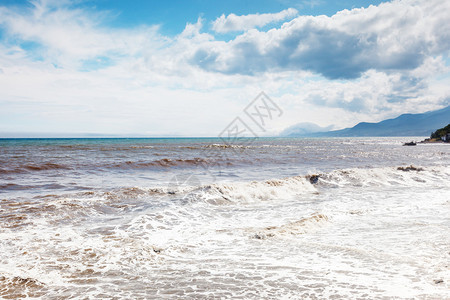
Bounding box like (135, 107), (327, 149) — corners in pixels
(283, 105), (450, 137)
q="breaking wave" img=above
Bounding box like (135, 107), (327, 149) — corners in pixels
(171, 165), (449, 204)
(189, 176), (317, 205)
(251, 214), (330, 239)
(7, 165), (448, 213)
(315, 165), (450, 188)
(60, 165), (450, 206)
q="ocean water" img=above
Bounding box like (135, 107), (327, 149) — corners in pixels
(0, 137), (449, 299)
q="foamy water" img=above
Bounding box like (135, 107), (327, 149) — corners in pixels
(0, 137), (449, 298)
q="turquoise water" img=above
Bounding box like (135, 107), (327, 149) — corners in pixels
(0, 136), (444, 192)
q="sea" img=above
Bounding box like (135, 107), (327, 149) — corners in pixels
(0, 137), (449, 299)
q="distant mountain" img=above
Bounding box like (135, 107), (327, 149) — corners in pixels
(280, 122), (333, 136)
(283, 106), (450, 137)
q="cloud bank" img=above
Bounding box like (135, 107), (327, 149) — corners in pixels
(195, 0), (450, 79)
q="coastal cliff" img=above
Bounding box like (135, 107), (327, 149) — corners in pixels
(420, 124), (450, 143)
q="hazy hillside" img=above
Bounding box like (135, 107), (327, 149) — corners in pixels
(284, 106), (450, 137)
(280, 122), (333, 136)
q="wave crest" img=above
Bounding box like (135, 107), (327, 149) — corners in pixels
(0, 163), (70, 174)
(251, 214), (330, 239)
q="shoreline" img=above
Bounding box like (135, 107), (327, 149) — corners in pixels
(418, 138), (448, 144)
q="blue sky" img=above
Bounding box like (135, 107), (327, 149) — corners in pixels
(90, 0), (386, 35)
(0, 0), (449, 137)
(3, 0), (386, 35)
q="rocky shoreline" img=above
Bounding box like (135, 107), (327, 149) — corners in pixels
(418, 124), (450, 144)
(418, 138), (447, 144)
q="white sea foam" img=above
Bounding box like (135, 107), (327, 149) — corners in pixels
(189, 176), (317, 204)
(1, 164), (449, 298)
(318, 165), (450, 188)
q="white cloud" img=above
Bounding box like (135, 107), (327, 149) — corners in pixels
(0, 0), (165, 69)
(194, 0), (450, 79)
(212, 8), (298, 33)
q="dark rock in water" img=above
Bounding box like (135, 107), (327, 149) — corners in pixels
(403, 141), (416, 146)
(308, 175), (320, 184)
(433, 279), (444, 284)
(397, 165), (424, 172)
(152, 247), (163, 254)
(252, 233), (265, 240)
(252, 233), (274, 240)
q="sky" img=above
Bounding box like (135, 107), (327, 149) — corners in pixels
(0, 0), (449, 137)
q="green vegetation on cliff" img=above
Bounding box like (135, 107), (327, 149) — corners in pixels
(430, 124), (450, 139)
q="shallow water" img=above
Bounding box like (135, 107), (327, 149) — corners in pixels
(0, 137), (449, 298)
